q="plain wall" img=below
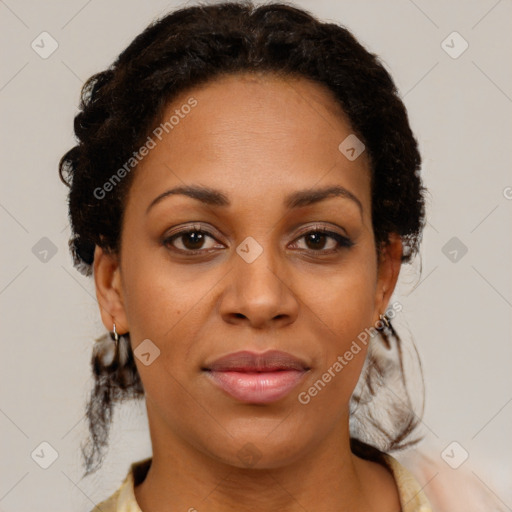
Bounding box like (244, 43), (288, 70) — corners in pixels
(1, 0), (511, 510)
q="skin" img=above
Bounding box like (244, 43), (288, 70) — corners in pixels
(94, 72), (403, 512)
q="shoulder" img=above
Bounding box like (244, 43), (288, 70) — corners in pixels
(89, 488), (122, 512)
(391, 449), (510, 512)
(379, 453), (433, 512)
(88, 457), (152, 512)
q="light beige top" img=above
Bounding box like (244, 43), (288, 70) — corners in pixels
(91, 453), (433, 512)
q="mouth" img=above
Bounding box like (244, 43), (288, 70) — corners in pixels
(202, 350), (310, 404)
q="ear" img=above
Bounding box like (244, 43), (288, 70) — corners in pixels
(373, 233), (403, 323)
(93, 245), (129, 334)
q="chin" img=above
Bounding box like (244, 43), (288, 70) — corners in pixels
(203, 426), (314, 470)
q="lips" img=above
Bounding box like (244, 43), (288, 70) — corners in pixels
(203, 350), (310, 404)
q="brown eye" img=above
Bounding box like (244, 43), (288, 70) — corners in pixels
(304, 232), (330, 250)
(163, 228), (222, 253)
(180, 231), (207, 250)
(292, 228), (354, 254)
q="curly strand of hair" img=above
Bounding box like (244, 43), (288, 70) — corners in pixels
(349, 324), (425, 453)
(81, 333), (143, 477)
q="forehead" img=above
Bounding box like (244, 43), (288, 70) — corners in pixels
(128, 72), (372, 216)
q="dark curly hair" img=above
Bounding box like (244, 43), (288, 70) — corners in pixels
(59, 0), (427, 478)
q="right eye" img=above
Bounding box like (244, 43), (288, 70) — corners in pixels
(162, 225), (224, 254)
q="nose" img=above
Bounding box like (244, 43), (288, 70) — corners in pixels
(218, 239), (299, 330)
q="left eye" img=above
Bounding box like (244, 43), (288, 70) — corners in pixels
(291, 229), (353, 253)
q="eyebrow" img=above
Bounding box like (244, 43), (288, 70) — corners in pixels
(146, 184), (363, 216)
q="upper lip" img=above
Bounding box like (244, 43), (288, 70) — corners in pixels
(203, 350), (310, 372)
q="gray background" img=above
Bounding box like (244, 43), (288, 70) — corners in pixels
(1, 0), (511, 510)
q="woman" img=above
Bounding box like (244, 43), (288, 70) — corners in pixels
(59, 2), (434, 510)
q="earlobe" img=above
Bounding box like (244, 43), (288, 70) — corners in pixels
(93, 245), (129, 334)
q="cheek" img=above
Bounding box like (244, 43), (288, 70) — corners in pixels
(120, 252), (226, 387)
(302, 251), (378, 341)
(121, 245), (217, 339)
(120, 258), (231, 447)
(296, 252), (377, 400)
(122, 268), (204, 412)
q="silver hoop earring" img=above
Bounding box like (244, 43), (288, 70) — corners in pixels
(112, 322), (119, 349)
(379, 313), (390, 329)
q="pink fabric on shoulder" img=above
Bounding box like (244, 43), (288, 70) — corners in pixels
(395, 449), (509, 512)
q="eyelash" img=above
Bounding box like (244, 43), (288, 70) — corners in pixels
(162, 224), (354, 256)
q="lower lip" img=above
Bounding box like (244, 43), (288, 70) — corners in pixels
(205, 370), (307, 404)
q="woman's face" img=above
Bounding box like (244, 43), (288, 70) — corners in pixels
(95, 72), (401, 468)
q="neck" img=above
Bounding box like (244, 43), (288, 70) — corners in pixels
(134, 402), (399, 512)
